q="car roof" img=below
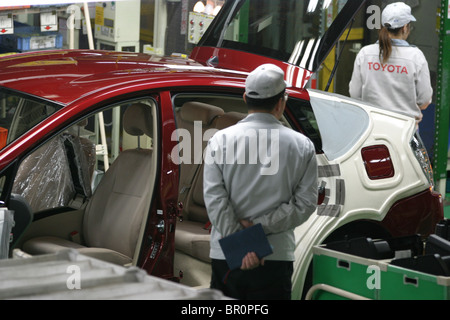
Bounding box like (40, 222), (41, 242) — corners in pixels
(0, 50), (248, 105)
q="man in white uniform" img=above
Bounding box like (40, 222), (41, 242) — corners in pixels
(349, 2), (433, 125)
(203, 64), (318, 299)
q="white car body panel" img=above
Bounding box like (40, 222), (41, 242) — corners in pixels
(291, 89), (429, 299)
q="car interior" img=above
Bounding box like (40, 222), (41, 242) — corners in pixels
(173, 100), (246, 286)
(171, 93), (295, 286)
(8, 92), (306, 287)
(11, 99), (158, 267)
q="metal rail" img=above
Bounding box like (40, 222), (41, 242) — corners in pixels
(305, 283), (371, 300)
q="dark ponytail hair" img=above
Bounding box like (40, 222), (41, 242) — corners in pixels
(379, 24), (409, 63)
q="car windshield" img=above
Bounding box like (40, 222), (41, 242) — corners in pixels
(200, 0), (356, 71)
(0, 89), (60, 149)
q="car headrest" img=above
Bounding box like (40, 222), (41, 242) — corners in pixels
(123, 103), (153, 137)
(215, 112), (247, 130)
(179, 102), (224, 125)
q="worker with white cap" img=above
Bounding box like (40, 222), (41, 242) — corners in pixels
(349, 2), (433, 127)
(204, 63), (318, 300)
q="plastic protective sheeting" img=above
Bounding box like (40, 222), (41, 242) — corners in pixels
(0, 249), (231, 300)
(61, 132), (96, 200)
(12, 133), (95, 213)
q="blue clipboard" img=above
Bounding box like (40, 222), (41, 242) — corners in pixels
(219, 223), (273, 270)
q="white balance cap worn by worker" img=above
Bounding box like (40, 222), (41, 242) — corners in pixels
(382, 2), (416, 29)
(245, 64), (286, 99)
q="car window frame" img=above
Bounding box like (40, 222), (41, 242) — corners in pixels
(3, 95), (160, 217)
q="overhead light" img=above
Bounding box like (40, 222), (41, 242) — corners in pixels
(322, 0), (332, 10)
(193, 1), (205, 13)
(212, 5), (222, 16)
(307, 0), (318, 13)
(204, 0), (215, 15)
(0, 0), (118, 7)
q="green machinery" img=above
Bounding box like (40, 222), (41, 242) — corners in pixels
(434, 0), (450, 193)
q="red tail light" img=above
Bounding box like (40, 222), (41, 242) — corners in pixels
(361, 145), (394, 180)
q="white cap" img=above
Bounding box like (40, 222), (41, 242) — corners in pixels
(382, 2), (416, 29)
(245, 64), (286, 99)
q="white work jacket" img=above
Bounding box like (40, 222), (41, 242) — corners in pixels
(349, 39), (433, 122)
(203, 112), (318, 261)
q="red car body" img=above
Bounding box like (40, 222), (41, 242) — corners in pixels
(0, 0), (443, 297)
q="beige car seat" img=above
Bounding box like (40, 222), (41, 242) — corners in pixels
(175, 111), (246, 263)
(22, 103), (154, 266)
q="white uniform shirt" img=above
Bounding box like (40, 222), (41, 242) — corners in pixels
(203, 113), (318, 261)
(349, 39), (433, 122)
